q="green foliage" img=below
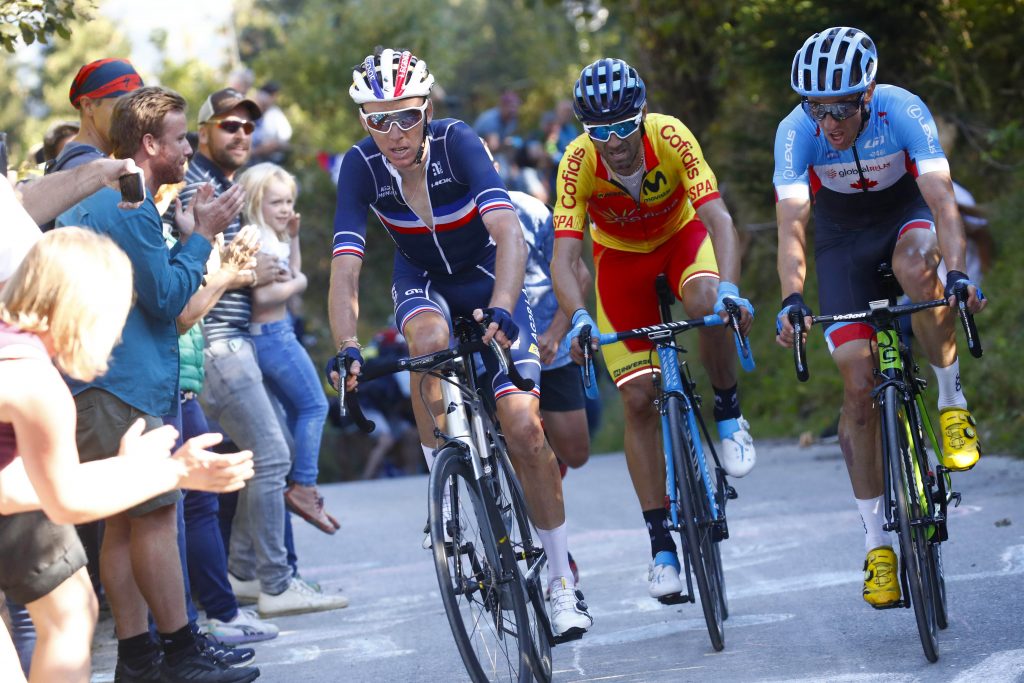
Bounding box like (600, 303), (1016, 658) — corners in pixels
(0, 0), (89, 53)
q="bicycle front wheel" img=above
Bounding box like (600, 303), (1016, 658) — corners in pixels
(429, 446), (534, 683)
(883, 386), (938, 662)
(667, 397), (725, 651)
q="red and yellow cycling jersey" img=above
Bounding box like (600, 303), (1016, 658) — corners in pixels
(553, 113), (720, 254)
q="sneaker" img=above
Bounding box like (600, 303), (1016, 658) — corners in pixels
(227, 573), (260, 605)
(647, 551), (684, 599)
(257, 576), (349, 617)
(203, 608), (279, 645)
(939, 407), (980, 471)
(285, 483), (340, 534)
(114, 652), (163, 682)
(863, 545), (900, 607)
(718, 416), (756, 478)
(162, 641), (260, 682)
(196, 630), (256, 668)
(548, 577), (592, 637)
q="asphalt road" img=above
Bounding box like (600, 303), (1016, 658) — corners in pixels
(91, 440), (1024, 682)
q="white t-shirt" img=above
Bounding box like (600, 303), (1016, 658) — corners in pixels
(0, 178), (42, 282)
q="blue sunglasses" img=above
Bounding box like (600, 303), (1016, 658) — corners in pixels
(583, 112), (644, 142)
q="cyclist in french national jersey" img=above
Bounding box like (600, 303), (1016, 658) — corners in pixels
(550, 58), (756, 604)
(773, 27), (987, 608)
(327, 48), (592, 637)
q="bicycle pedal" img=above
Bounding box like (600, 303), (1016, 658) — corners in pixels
(552, 627), (586, 644)
(949, 491), (962, 507)
(726, 485), (738, 500)
(656, 592), (690, 605)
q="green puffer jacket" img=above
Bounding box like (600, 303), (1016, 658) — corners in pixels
(178, 324), (205, 394)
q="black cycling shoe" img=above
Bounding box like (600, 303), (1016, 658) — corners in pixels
(162, 641), (260, 682)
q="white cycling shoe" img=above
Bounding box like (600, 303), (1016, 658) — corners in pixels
(647, 551), (684, 599)
(718, 416), (756, 478)
(548, 577), (592, 637)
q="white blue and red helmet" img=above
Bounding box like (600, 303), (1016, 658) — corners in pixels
(350, 48), (435, 105)
(791, 27), (878, 97)
(572, 58), (646, 124)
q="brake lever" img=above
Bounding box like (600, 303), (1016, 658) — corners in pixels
(724, 299), (755, 372)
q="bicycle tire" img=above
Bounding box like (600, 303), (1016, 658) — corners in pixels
(429, 446), (535, 683)
(904, 397), (949, 631)
(883, 386), (938, 662)
(493, 440), (552, 682)
(667, 397), (725, 651)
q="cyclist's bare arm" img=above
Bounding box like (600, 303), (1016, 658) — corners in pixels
(776, 196), (812, 346)
(539, 255), (591, 364)
(328, 254), (363, 389)
(916, 171), (986, 313)
(479, 208), (528, 344)
(694, 197), (742, 285)
(551, 236), (587, 318)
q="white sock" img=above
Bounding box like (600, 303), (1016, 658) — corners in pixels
(422, 443), (436, 471)
(536, 522), (572, 588)
(856, 496), (892, 552)
(931, 360), (967, 411)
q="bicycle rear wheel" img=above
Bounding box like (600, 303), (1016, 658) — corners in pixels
(429, 446), (534, 682)
(493, 439), (552, 682)
(883, 386), (938, 662)
(667, 397), (725, 651)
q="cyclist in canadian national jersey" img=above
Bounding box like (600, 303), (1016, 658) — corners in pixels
(773, 28), (986, 608)
(551, 58), (756, 604)
(327, 48), (592, 637)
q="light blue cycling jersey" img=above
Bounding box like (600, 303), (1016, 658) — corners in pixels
(773, 84), (949, 216)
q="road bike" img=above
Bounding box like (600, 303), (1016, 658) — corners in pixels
(341, 317), (576, 682)
(578, 274), (755, 651)
(789, 266), (982, 662)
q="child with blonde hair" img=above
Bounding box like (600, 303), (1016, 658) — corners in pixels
(236, 163), (337, 533)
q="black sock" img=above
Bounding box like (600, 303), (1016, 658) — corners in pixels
(713, 384), (740, 422)
(118, 632), (159, 664)
(159, 624), (196, 660)
(642, 508), (677, 557)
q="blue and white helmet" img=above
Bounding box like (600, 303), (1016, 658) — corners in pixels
(572, 58), (646, 123)
(350, 48), (435, 105)
(791, 27), (878, 97)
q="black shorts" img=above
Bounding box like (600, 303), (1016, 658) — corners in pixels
(0, 510), (87, 604)
(539, 364), (585, 413)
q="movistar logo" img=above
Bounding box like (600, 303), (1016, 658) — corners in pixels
(643, 171), (667, 195)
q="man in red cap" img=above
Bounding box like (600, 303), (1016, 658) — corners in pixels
(48, 58), (144, 176)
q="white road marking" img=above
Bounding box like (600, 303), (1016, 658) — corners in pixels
(948, 648), (1024, 683)
(576, 613), (794, 647)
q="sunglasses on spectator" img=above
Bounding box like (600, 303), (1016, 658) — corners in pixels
(212, 119), (255, 135)
(802, 95), (864, 122)
(360, 101), (429, 134)
(583, 112), (644, 142)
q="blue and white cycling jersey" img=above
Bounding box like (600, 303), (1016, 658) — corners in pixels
(511, 190), (571, 370)
(773, 84), (949, 218)
(332, 118), (515, 276)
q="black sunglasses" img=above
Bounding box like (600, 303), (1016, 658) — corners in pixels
(213, 119), (255, 135)
(801, 95), (864, 122)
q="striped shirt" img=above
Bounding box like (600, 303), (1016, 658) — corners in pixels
(176, 153), (251, 343)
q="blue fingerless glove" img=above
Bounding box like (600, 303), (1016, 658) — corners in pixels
(482, 307), (519, 343)
(714, 281), (755, 319)
(776, 293), (813, 335)
(324, 347), (364, 386)
(944, 270), (985, 302)
(570, 308), (597, 335)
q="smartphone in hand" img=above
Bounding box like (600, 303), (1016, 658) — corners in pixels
(118, 168), (146, 203)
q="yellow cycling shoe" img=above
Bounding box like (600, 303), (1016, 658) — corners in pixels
(863, 546), (900, 608)
(939, 407), (981, 471)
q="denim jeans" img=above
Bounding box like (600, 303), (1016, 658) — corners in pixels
(219, 490), (300, 578)
(180, 396), (238, 622)
(250, 319), (329, 486)
(5, 597), (34, 675)
(200, 337), (291, 595)
(161, 403), (200, 626)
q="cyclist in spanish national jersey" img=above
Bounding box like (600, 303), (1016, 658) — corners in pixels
(773, 27), (987, 608)
(327, 47), (592, 637)
(550, 58), (755, 604)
